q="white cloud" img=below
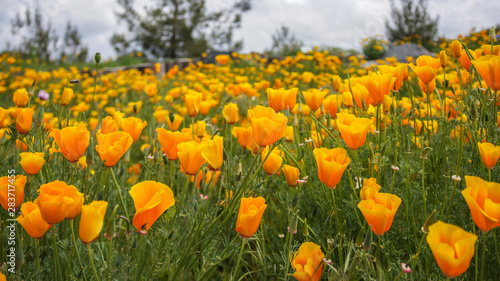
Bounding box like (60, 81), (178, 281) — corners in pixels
(1, 0), (499, 59)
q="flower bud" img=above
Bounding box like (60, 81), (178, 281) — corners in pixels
(95, 52), (101, 64)
(489, 26), (497, 43)
(421, 209), (436, 234)
(104, 204), (119, 240)
(288, 211), (299, 234)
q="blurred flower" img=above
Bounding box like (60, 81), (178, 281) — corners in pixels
(144, 83), (158, 97)
(17, 202), (52, 238)
(101, 116), (119, 134)
(0, 175), (27, 211)
(302, 89), (327, 111)
(471, 56), (500, 90)
(13, 88), (29, 107)
(60, 87), (74, 106)
(450, 40), (462, 58)
(291, 242), (324, 281)
(121, 117), (147, 143)
(52, 125), (90, 162)
(360, 72), (395, 105)
(215, 54), (230, 65)
(185, 91), (202, 117)
(236, 196), (267, 238)
(79, 201), (108, 243)
(462, 176), (500, 232)
(96, 131), (133, 167)
(34, 180), (84, 224)
(15, 107), (34, 134)
(19, 152), (45, 175)
(222, 103), (239, 124)
(313, 147), (350, 189)
(323, 95), (338, 118)
(130, 181), (175, 233)
(427, 221), (477, 278)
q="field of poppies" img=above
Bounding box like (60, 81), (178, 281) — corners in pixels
(1, 27), (500, 281)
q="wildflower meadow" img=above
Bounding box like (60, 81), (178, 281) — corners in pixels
(1, 27), (500, 281)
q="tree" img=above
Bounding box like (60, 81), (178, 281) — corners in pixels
(265, 25), (303, 57)
(10, 6), (59, 63)
(9, 6), (88, 63)
(385, 0), (439, 48)
(61, 21), (89, 63)
(112, 0), (251, 59)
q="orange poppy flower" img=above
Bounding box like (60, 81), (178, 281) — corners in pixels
(201, 135), (224, 170)
(13, 88), (29, 107)
(52, 125), (90, 162)
(360, 73), (395, 105)
(34, 180), (84, 224)
(282, 164), (300, 187)
(291, 242), (324, 281)
(313, 147), (350, 189)
(350, 83), (372, 108)
(156, 128), (192, 160)
(232, 126), (260, 154)
(267, 88), (285, 112)
(129, 181), (175, 233)
(249, 105), (288, 147)
(96, 131), (133, 167)
(471, 55), (500, 90)
(17, 202), (52, 238)
(79, 201), (108, 243)
(450, 40), (462, 58)
(215, 54), (230, 65)
(15, 107), (34, 134)
(101, 116), (119, 134)
(302, 89), (327, 111)
(185, 91), (202, 117)
(262, 146), (283, 175)
(60, 87), (74, 106)
(462, 176), (500, 232)
(357, 188), (401, 236)
(283, 88), (298, 111)
(19, 152), (45, 175)
(427, 221), (477, 278)
(477, 142), (500, 169)
(222, 103), (239, 124)
(415, 55), (441, 69)
(0, 175), (27, 211)
(336, 113), (373, 150)
(236, 196), (267, 238)
(322, 94), (339, 118)
(120, 117), (147, 143)
(411, 65), (437, 85)
(458, 49), (477, 71)
(177, 141), (207, 175)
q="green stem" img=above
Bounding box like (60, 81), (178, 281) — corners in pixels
(493, 231), (500, 267)
(107, 239), (112, 281)
(422, 157), (427, 219)
(283, 233), (294, 280)
(70, 220), (88, 281)
(232, 238), (247, 280)
(52, 227), (63, 281)
(110, 167), (130, 218)
(87, 243), (100, 281)
(480, 231), (487, 281)
(35, 238), (40, 278)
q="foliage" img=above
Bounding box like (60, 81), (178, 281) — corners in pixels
(112, 0), (251, 59)
(385, 0), (439, 50)
(265, 25), (304, 57)
(361, 36), (388, 60)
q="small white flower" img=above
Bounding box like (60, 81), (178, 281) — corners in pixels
(305, 139), (313, 143)
(296, 179), (307, 183)
(278, 234), (285, 238)
(391, 165), (400, 171)
(147, 154), (154, 159)
(323, 258), (332, 264)
(451, 175), (461, 181)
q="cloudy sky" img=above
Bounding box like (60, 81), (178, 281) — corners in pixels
(1, 0), (498, 59)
